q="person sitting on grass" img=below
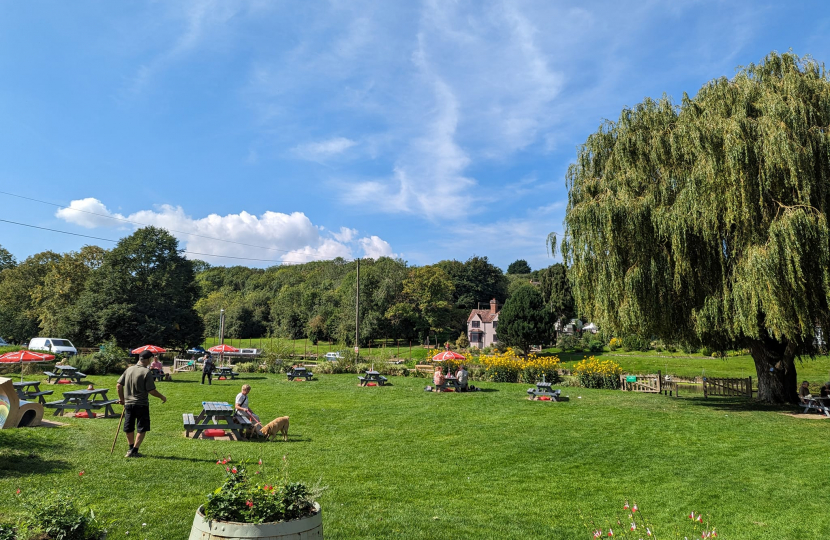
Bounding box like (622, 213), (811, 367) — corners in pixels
(456, 365), (469, 391)
(433, 366), (445, 391)
(799, 380), (812, 403)
(235, 384), (261, 435)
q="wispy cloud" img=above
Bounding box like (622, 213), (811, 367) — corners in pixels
(292, 137), (357, 160)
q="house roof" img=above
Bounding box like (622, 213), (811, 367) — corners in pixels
(467, 309), (498, 323)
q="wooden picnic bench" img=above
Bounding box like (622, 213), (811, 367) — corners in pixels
(287, 367), (313, 381)
(183, 401), (252, 440)
(44, 366), (87, 384)
(214, 366), (239, 380)
(526, 376), (565, 400)
(45, 388), (119, 418)
(436, 376), (461, 392)
(358, 371), (388, 386)
(801, 396), (830, 417)
(13, 381), (54, 405)
(149, 368), (167, 382)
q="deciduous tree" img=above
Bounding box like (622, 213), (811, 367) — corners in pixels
(507, 259), (531, 275)
(558, 51), (830, 403)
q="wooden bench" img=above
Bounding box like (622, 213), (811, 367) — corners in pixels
(22, 390), (54, 405)
(414, 364), (434, 374)
(44, 371), (87, 384)
(287, 369), (313, 381)
(45, 398), (119, 417)
(183, 413), (196, 435)
(358, 376), (388, 386)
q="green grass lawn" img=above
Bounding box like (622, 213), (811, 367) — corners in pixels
(2, 371), (828, 539)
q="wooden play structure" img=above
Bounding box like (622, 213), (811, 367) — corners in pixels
(0, 377), (44, 428)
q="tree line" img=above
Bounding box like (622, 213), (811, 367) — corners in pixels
(0, 227), (574, 350)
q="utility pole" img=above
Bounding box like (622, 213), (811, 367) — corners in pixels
(355, 258), (360, 360)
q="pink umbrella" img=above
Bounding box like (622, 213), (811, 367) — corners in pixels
(131, 345), (167, 354)
(432, 351), (466, 361)
(208, 344), (239, 354)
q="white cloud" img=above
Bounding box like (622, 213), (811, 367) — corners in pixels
(332, 227), (358, 242)
(55, 198), (394, 266)
(292, 137), (357, 160)
(359, 236), (397, 259)
(55, 198), (126, 228)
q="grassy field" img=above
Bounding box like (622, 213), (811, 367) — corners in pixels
(1, 370), (828, 539)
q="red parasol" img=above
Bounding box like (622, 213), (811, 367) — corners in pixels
(208, 344), (239, 354)
(0, 350), (56, 363)
(432, 351), (466, 361)
(131, 345), (167, 354)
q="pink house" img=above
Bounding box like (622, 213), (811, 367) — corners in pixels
(467, 298), (499, 349)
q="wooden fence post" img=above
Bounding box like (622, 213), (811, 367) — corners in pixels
(703, 378), (708, 398)
(657, 370), (662, 393)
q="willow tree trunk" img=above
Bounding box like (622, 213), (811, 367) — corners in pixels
(748, 336), (799, 404)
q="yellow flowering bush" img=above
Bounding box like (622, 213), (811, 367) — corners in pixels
(608, 337), (623, 351)
(480, 348), (561, 383)
(573, 356), (622, 389)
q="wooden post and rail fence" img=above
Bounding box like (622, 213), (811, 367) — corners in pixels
(620, 372), (754, 399)
(702, 376), (753, 398)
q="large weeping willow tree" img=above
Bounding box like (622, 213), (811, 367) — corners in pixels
(557, 52), (830, 404)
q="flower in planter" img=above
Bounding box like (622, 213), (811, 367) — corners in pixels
(203, 459), (320, 524)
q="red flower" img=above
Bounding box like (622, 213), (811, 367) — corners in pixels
(246, 500), (253, 508)
(258, 459), (262, 465)
(79, 471), (84, 476)
(222, 459), (228, 465)
(226, 467), (230, 472)
(216, 460), (221, 465)
(16, 489), (20, 495)
(232, 467), (238, 474)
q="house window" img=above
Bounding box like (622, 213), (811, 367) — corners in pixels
(469, 333), (481, 343)
(493, 321), (498, 329)
(493, 334), (498, 342)
(471, 321), (480, 328)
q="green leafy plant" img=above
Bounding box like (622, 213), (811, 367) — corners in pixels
(0, 523), (17, 540)
(27, 492), (103, 540)
(203, 457), (318, 524)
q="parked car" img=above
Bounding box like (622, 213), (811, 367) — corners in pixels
(324, 352), (345, 361)
(187, 346), (207, 355)
(0, 337), (8, 346)
(28, 337), (78, 356)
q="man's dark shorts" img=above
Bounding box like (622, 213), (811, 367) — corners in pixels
(123, 404), (151, 433)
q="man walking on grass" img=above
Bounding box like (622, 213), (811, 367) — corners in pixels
(117, 350), (167, 458)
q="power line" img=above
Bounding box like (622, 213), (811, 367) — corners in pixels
(0, 218), (338, 265)
(0, 190), (301, 254)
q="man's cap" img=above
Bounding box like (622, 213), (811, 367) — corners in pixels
(139, 351), (154, 360)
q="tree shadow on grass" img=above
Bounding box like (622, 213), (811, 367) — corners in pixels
(683, 395), (798, 413)
(0, 436), (71, 478)
(144, 455), (226, 464)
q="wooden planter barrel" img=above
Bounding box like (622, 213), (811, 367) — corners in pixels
(189, 504), (322, 540)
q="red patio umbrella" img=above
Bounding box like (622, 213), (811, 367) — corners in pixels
(0, 350), (56, 363)
(131, 345), (167, 354)
(208, 344), (239, 354)
(432, 350), (466, 361)
(0, 350), (56, 382)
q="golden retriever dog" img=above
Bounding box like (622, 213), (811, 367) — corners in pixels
(260, 416), (290, 441)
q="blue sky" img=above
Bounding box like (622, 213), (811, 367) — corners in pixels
(2, 1), (829, 271)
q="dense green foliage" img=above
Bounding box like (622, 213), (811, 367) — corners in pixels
(538, 263), (574, 334)
(497, 285), (551, 354)
(1, 370), (828, 539)
(506, 259), (531, 274)
(560, 51), (830, 403)
(74, 227), (204, 349)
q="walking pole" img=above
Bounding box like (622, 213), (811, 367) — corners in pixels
(110, 406), (126, 455)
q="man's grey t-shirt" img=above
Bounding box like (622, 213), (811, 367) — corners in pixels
(117, 364), (156, 406)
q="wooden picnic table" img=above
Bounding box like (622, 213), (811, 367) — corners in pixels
(214, 366), (239, 380)
(44, 365), (87, 384)
(12, 380), (54, 404)
(183, 401), (252, 441)
(45, 388), (119, 418)
(358, 370), (388, 386)
(437, 375), (461, 392)
(801, 396), (830, 417)
(527, 375), (562, 400)
(287, 367), (313, 381)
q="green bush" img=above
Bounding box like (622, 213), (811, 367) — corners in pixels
(0, 523), (17, 540)
(90, 340), (129, 374)
(27, 492), (103, 540)
(556, 334), (580, 352)
(622, 335), (650, 352)
(235, 362), (259, 373)
(700, 346), (713, 357)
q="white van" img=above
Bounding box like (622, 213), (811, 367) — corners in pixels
(28, 337), (78, 356)
(324, 352), (344, 361)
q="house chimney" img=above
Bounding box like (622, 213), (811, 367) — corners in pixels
(490, 298), (497, 314)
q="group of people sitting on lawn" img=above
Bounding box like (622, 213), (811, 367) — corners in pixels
(799, 380), (830, 403)
(430, 365), (471, 392)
